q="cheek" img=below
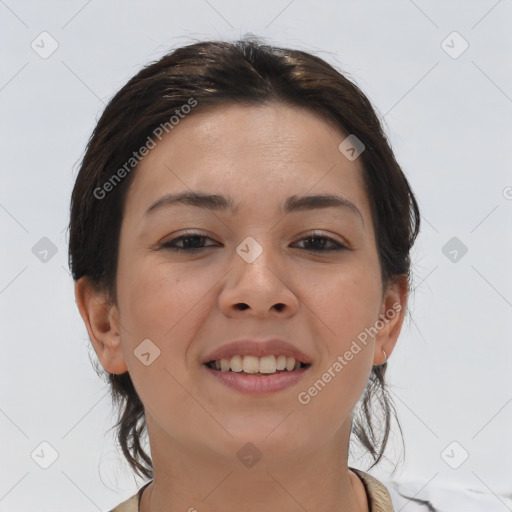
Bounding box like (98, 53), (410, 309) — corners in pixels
(296, 260), (381, 417)
(119, 260), (198, 331)
(296, 269), (380, 430)
(300, 261), (383, 345)
(114, 260), (212, 411)
(116, 258), (221, 366)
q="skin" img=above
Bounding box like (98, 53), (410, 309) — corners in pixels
(76, 102), (407, 512)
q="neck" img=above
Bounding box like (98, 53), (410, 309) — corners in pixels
(139, 417), (368, 512)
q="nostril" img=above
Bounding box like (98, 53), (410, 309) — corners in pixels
(235, 303), (249, 310)
(273, 303), (285, 312)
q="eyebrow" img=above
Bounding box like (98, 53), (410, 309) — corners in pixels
(144, 191), (364, 225)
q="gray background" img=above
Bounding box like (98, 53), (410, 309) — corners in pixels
(1, 0), (511, 510)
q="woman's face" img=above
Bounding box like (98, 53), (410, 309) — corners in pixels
(104, 102), (405, 463)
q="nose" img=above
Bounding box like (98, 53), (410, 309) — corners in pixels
(218, 242), (299, 319)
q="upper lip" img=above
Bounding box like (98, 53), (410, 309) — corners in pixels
(202, 339), (313, 365)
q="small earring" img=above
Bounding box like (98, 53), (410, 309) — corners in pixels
(382, 349), (387, 364)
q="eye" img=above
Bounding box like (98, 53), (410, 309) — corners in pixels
(160, 233), (220, 252)
(292, 234), (347, 252)
(159, 232), (347, 253)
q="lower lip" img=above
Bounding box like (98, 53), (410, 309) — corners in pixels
(202, 364), (310, 394)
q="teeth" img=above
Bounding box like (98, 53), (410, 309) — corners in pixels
(210, 355), (306, 373)
(230, 355), (243, 372)
(243, 355), (260, 373)
(259, 355), (276, 374)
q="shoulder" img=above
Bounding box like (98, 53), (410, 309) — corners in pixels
(108, 493), (138, 512)
(350, 467), (395, 512)
(108, 481), (151, 512)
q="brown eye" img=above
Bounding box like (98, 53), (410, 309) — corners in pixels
(161, 234), (220, 251)
(293, 235), (346, 252)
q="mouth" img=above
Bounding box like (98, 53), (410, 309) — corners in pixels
(203, 355), (312, 394)
(204, 354), (312, 376)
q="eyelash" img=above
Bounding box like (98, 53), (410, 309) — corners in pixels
(160, 232), (347, 253)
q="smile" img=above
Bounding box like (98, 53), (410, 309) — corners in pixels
(203, 355), (312, 394)
(205, 354), (311, 374)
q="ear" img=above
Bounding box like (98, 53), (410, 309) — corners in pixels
(74, 277), (128, 374)
(373, 275), (408, 365)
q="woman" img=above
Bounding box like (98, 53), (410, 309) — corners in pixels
(69, 38), (419, 512)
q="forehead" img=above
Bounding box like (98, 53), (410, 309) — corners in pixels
(124, 102), (369, 220)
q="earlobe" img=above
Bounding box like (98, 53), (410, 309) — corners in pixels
(74, 277), (128, 375)
(374, 276), (408, 365)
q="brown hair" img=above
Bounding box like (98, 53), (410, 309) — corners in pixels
(69, 38), (420, 479)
